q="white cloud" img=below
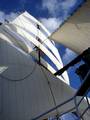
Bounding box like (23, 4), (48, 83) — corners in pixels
(40, 17), (62, 33)
(6, 12), (18, 21)
(63, 48), (77, 64)
(42, 0), (59, 16)
(40, 0), (78, 33)
(62, 0), (77, 10)
(61, 113), (78, 120)
(0, 11), (18, 23)
(0, 11), (5, 22)
(42, 0), (77, 17)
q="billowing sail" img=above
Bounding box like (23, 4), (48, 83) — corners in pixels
(0, 11), (89, 120)
(0, 11), (69, 84)
(0, 40), (89, 120)
(50, 0), (90, 54)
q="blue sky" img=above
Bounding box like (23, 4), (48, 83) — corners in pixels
(0, 0), (84, 89)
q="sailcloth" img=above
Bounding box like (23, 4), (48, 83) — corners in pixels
(0, 11), (69, 84)
(50, 0), (90, 54)
(0, 40), (89, 120)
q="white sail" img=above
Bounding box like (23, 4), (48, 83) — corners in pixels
(0, 25), (33, 54)
(50, 0), (90, 54)
(10, 11), (62, 64)
(9, 11), (69, 83)
(0, 40), (89, 120)
(0, 11), (69, 84)
(31, 50), (65, 81)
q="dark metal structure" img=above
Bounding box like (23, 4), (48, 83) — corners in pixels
(32, 48), (90, 120)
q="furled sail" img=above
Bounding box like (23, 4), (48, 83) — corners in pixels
(50, 0), (90, 54)
(0, 40), (89, 120)
(0, 11), (69, 84)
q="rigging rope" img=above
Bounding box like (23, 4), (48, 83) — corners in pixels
(39, 66), (59, 116)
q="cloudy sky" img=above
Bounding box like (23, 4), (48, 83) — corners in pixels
(0, 0), (84, 89)
(0, 0), (83, 32)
